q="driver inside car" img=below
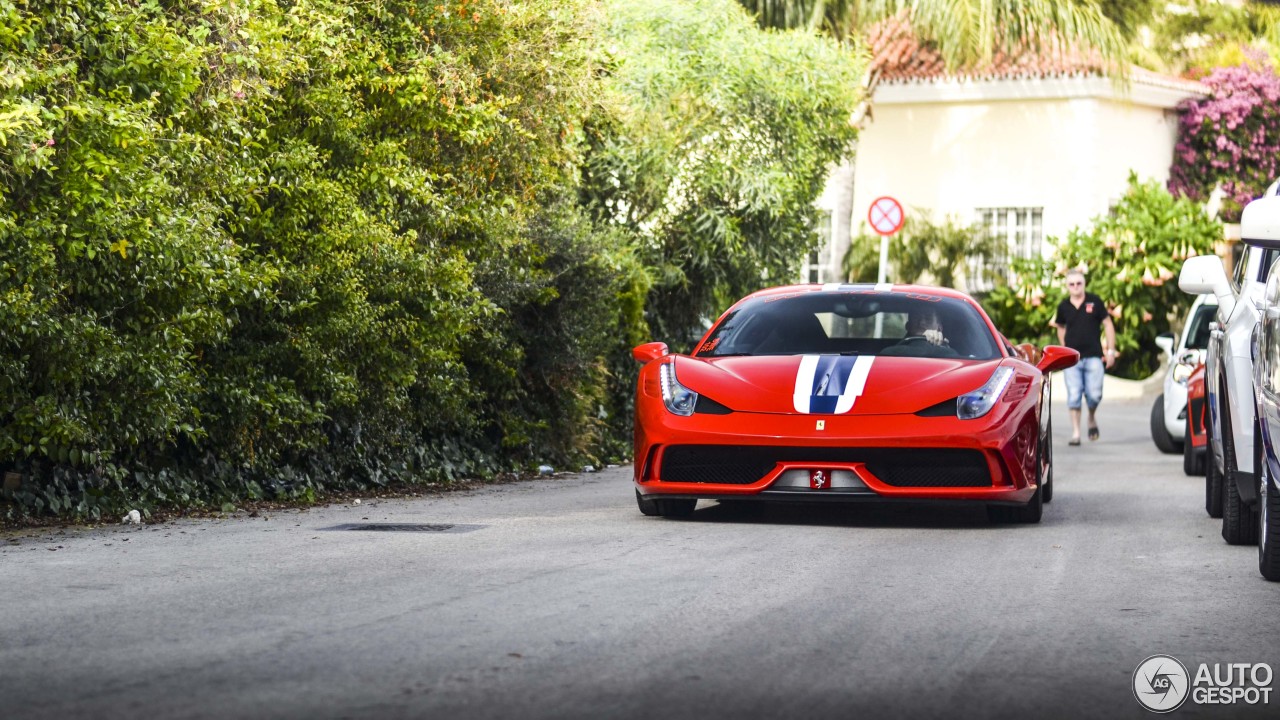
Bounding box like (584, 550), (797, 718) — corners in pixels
(906, 306), (948, 347)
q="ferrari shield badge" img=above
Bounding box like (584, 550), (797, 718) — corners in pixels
(815, 420), (825, 431)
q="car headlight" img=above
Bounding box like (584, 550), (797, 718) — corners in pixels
(1172, 362), (1195, 384)
(957, 367), (1014, 420)
(1172, 349), (1200, 385)
(660, 361), (698, 416)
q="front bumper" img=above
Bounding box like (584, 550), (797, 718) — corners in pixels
(634, 405), (1039, 505)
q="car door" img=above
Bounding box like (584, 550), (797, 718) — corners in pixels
(1259, 259), (1280, 473)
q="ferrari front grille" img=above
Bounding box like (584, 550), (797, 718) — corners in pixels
(658, 446), (991, 487)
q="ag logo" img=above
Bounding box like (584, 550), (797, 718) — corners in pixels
(1133, 655), (1190, 713)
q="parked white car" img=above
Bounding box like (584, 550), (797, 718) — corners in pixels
(1150, 294), (1217, 454)
(1180, 181), (1280, 544)
(1245, 190), (1280, 580)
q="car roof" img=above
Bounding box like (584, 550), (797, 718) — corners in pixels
(743, 283), (977, 303)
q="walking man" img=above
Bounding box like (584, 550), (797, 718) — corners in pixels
(1054, 269), (1117, 445)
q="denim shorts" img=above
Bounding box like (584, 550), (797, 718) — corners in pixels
(1063, 355), (1104, 410)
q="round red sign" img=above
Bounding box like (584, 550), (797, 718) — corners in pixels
(868, 196), (905, 236)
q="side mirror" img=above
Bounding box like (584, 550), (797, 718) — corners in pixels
(1155, 332), (1175, 358)
(1179, 255), (1235, 319)
(1037, 345), (1080, 375)
(1241, 194), (1280, 249)
(632, 341), (669, 363)
(1012, 342), (1042, 365)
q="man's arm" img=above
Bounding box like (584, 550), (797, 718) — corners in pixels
(1102, 316), (1117, 369)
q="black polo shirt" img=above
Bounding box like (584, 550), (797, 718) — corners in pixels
(1055, 293), (1108, 358)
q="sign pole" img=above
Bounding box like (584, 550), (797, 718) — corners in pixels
(867, 195), (905, 284)
(867, 196), (905, 338)
(876, 236), (890, 284)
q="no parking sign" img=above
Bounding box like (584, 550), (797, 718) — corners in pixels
(867, 196), (904, 284)
(868, 196), (905, 236)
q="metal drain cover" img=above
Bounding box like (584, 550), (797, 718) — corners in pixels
(325, 523), (484, 533)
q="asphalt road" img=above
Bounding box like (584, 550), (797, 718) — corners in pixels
(2, 396), (1277, 720)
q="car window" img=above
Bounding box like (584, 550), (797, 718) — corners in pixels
(1262, 249), (1280, 283)
(1184, 303), (1217, 351)
(1232, 245), (1250, 291)
(695, 291), (1002, 360)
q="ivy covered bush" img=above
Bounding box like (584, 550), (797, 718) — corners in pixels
(1168, 59), (1280, 221)
(0, 0), (864, 520)
(0, 0), (607, 518)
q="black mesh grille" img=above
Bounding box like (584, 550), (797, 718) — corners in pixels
(1189, 397), (1206, 435)
(661, 446), (776, 484)
(867, 459), (988, 487)
(658, 445), (991, 487)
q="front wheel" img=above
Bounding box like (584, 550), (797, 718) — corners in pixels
(1222, 424), (1259, 545)
(1184, 412), (1203, 476)
(1206, 439), (1224, 519)
(1151, 394), (1180, 454)
(1260, 460), (1280, 581)
(1042, 415), (1054, 504)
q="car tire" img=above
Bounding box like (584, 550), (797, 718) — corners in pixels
(1151, 394), (1181, 454)
(1183, 412), (1203, 477)
(1221, 421), (1259, 545)
(635, 491), (696, 518)
(1259, 458), (1280, 581)
(1206, 445), (1223, 519)
(1042, 415), (1054, 504)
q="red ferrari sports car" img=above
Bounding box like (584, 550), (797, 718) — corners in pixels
(632, 284), (1079, 523)
(1185, 361), (1219, 516)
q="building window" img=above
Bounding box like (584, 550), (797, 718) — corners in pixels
(801, 211), (835, 284)
(969, 207), (1043, 291)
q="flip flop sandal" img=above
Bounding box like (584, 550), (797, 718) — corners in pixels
(1088, 427), (1099, 441)
(1069, 437), (1081, 446)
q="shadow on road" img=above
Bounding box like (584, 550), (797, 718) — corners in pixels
(671, 498), (1010, 529)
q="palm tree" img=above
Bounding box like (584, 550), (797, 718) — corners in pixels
(736, 1), (1126, 72)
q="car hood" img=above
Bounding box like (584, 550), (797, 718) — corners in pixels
(676, 354), (1009, 415)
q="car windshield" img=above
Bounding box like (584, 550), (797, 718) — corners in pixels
(695, 290), (1002, 360)
(1185, 302), (1216, 351)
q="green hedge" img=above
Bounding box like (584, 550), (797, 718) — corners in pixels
(0, 0), (608, 518)
(0, 0), (863, 521)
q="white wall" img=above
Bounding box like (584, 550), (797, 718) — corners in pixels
(824, 75), (1195, 283)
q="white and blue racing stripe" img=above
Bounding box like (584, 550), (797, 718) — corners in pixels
(792, 355), (874, 414)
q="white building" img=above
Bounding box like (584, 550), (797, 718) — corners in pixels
(808, 18), (1207, 291)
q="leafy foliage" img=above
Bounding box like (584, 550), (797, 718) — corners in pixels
(983, 174), (1221, 379)
(0, 0), (610, 519)
(1129, 0), (1280, 76)
(842, 212), (1001, 288)
(736, 0), (1126, 73)
(582, 0), (866, 345)
(1168, 60), (1280, 222)
(0, 0), (859, 520)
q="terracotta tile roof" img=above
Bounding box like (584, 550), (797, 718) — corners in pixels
(867, 14), (1203, 94)
(868, 14), (1104, 82)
